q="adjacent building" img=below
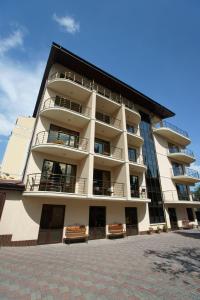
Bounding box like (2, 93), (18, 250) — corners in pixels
(0, 43), (200, 246)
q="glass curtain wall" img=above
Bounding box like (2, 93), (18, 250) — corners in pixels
(140, 112), (165, 223)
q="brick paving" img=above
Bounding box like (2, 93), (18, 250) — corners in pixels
(0, 229), (200, 300)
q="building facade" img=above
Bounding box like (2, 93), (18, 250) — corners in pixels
(0, 43), (200, 245)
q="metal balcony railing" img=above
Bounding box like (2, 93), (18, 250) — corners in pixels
(172, 167), (200, 179)
(130, 186), (147, 199)
(42, 97), (91, 117)
(162, 190), (190, 202)
(49, 70), (138, 113)
(168, 148), (194, 157)
(129, 154), (145, 165)
(93, 180), (124, 197)
(94, 145), (123, 160)
(192, 194), (200, 202)
(126, 125), (139, 135)
(95, 111), (121, 129)
(26, 173), (87, 194)
(155, 120), (189, 138)
(35, 131), (88, 152)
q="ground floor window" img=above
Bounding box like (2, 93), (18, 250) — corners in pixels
(186, 208), (194, 222)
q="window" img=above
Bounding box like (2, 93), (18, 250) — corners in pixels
(96, 112), (110, 124)
(128, 148), (137, 162)
(176, 184), (189, 201)
(55, 95), (82, 113)
(168, 143), (179, 153)
(172, 163), (184, 176)
(48, 124), (79, 148)
(94, 138), (110, 156)
(40, 159), (77, 192)
(93, 169), (111, 195)
(130, 175), (139, 197)
(186, 208), (194, 222)
(127, 124), (136, 134)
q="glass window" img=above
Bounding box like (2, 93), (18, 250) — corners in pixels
(127, 123), (136, 134)
(186, 208), (194, 222)
(93, 169), (111, 196)
(96, 112), (110, 124)
(48, 124), (79, 148)
(172, 163), (184, 176)
(130, 175), (139, 197)
(176, 184), (189, 201)
(168, 143), (179, 153)
(94, 138), (110, 156)
(128, 148), (137, 162)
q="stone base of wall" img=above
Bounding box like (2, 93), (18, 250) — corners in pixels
(0, 235), (37, 247)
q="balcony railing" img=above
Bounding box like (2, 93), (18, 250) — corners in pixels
(93, 180), (124, 197)
(35, 131), (88, 152)
(127, 125), (139, 135)
(130, 186), (147, 199)
(95, 111), (121, 129)
(172, 167), (200, 179)
(129, 155), (145, 165)
(168, 148), (194, 157)
(192, 194), (200, 202)
(155, 121), (189, 138)
(94, 145), (123, 160)
(26, 173), (87, 195)
(42, 97), (91, 117)
(162, 190), (190, 202)
(49, 70), (137, 112)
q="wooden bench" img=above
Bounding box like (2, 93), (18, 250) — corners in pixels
(182, 219), (194, 229)
(64, 225), (88, 244)
(107, 224), (126, 238)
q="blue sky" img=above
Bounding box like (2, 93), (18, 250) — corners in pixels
(0, 0), (200, 172)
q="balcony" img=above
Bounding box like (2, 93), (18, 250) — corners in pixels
(93, 180), (124, 198)
(130, 186), (150, 202)
(25, 173), (87, 196)
(129, 155), (147, 173)
(48, 69), (138, 114)
(125, 105), (141, 125)
(95, 111), (122, 138)
(40, 97), (91, 127)
(127, 126), (144, 147)
(168, 148), (195, 164)
(32, 131), (88, 160)
(153, 121), (191, 146)
(162, 190), (200, 205)
(94, 145), (124, 167)
(171, 167), (200, 184)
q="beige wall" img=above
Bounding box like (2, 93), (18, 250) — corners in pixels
(1, 117), (35, 180)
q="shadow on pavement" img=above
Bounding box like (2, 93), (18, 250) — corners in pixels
(174, 230), (200, 240)
(144, 247), (200, 279)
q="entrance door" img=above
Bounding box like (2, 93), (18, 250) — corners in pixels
(125, 207), (138, 236)
(168, 207), (178, 230)
(89, 206), (106, 239)
(196, 210), (200, 225)
(38, 204), (65, 244)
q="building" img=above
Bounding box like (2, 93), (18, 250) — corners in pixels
(0, 43), (200, 246)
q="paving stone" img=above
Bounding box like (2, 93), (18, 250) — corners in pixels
(0, 229), (200, 299)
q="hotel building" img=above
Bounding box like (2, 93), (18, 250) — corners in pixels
(0, 43), (200, 245)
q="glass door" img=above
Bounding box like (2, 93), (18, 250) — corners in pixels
(89, 206), (106, 239)
(168, 208), (178, 230)
(125, 207), (138, 236)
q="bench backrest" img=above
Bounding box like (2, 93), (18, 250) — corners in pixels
(65, 225), (86, 234)
(108, 224), (123, 232)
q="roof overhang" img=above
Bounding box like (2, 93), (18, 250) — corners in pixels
(33, 42), (175, 119)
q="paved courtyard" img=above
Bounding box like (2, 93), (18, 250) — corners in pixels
(0, 230), (200, 300)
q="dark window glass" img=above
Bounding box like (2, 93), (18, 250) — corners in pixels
(140, 112), (164, 224)
(127, 124), (135, 134)
(48, 124), (79, 148)
(186, 208), (194, 222)
(55, 95), (82, 113)
(96, 112), (110, 124)
(168, 143), (179, 153)
(172, 163), (184, 176)
(128, 148), (137, 162)
(94, 138), (110, 156)
(93, 169), (111, 196)
(0, 192), (6, 220)
(40, 159), (76, 193)
(130, 175), (139, 197)
(176, 184), (189, 201)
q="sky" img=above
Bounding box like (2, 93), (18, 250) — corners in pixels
(0, 0), (200, 173)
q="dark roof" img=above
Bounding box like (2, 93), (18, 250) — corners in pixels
(0, 180), (25, 191)
(33, 42), (175, 119)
